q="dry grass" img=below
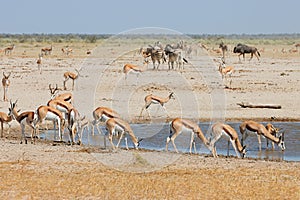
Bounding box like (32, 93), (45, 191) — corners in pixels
(0, 151), (299, 199)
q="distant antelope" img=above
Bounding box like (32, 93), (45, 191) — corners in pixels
(63, 68), (81, 90)
(219, 42), (228, 62)
(2, 72), (11, 101)
(41, 45), (52, 55)
(4, 44), (15, 55)
(61, 47), (73, 56)
(218, 62), (234, 88)
(37, 54), (43, 74)
(139, 92), (175, 119)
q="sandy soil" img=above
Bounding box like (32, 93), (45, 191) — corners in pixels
(0, 38), (299, 199)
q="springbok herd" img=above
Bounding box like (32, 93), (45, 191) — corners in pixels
(0, 41), (288, 159)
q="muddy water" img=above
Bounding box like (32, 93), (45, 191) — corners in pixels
(43, 122), (300, 161)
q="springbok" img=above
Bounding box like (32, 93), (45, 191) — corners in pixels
(123, 63), (145, 85)
(166, 118), (211, 154)
(63, 68), (81, 90)
(47, 98), (73, 120)
(41, 45), (52, 55)
(8, 100), (35, 144)
(49, 84), (73, 104)
(216, 59), (234, 88)
(210, 122), (246, 158)
(68, 107), (88, 145)
(91, 106), (120, 135)
(34, 105), (65, 142)
(239, 120), (285, 151)
(139, 92), (175, 119)
(105, 118), (142, 150)
(61, 47), (73, 55)
(37, 54), (43, 74)
(0, 108), (13, 138)
(4, 44), (15, 55)
(2, 72), (11, 102)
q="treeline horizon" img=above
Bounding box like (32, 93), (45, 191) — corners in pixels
(1, 33), (300, 45)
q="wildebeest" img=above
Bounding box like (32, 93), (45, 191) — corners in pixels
(233, 43), (260, 61)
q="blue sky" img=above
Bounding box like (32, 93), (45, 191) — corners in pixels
(1, 0), (299, 34)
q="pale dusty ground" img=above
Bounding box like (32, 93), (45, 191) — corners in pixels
(0, 39), (299, 199)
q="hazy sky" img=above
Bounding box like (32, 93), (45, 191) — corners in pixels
(1, 0), (299, 35)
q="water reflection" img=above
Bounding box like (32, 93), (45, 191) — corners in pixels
(41, 122), (300, 162)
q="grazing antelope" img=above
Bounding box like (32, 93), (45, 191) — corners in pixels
(2, 72), (11, 102)
(41, 45), (52, 55)
(166, 118), (211, 154)
(63, 68), (81, 90)
(8, 100), (35, 144)
(239, 120), (285, 151)
(210, 122), (246, 158)
(34, 105), (65, 141)
(139, 92), (175, 119)
(105, 118), (141, 150)
(68, 108), (88, 145)
(123, 63), (144, 84)
(37, 54), (43, 74)
(49, 84), (73, 104)
(0, 108), (13, 138)
(4, 44), (15, 55)
(92, 106), (120, 135)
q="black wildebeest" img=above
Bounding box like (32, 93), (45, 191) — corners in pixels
(233, 43), (261, 62)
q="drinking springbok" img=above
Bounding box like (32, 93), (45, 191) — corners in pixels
(166, 118), (211, 154)
(105, 118), (142, 150)
(240, 120), (285, 151)
(210, 122), (246, 158)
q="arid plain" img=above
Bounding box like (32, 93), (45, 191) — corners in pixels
(0, 35), (299, 199)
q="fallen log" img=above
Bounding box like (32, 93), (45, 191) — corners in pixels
(237, 102), (282, 109)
